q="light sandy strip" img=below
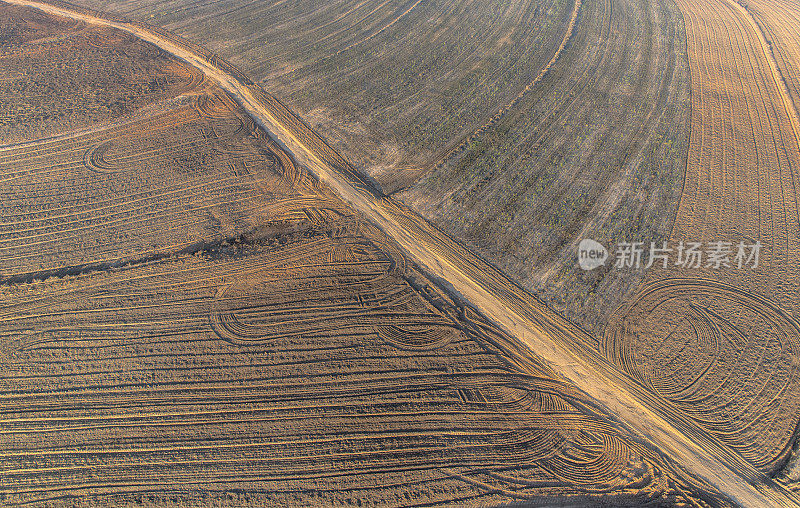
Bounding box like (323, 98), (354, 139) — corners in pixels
(727, 0), (800, 152)
(3, 1), (799, 506)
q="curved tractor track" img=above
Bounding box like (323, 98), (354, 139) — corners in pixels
(5, 1), (799, 506)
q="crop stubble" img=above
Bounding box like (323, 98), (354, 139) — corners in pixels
(0, 5), (200, 144)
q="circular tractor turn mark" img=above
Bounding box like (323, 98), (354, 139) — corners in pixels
(605, 278), (800, 473)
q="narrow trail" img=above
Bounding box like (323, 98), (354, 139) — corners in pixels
(4, 1), (800, 506)
(729, 0), (800, 155)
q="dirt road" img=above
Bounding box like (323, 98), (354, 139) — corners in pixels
(6, 1), (800, 506)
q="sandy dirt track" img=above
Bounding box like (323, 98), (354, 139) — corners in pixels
(5, 1), (799, 506)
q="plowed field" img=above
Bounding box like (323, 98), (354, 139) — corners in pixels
(0, 3), (733, 507)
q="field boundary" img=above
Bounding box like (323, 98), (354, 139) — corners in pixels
(4, 1), (799, 506)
